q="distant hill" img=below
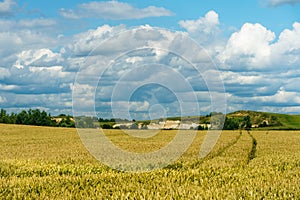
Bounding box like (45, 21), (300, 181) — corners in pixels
(227, 110), (300, 130)
(140, 110), (300, 130)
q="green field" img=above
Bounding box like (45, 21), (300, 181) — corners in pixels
(273, 113), (300, 129)
(0, 124), (300, 199)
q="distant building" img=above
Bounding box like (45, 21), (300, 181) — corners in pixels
(113, 120), (211, 130)
(179, 122), (199, 130)
(199, 124), (211, 129)
(163, 120), (180, 129)
(147, 123), (164, 130)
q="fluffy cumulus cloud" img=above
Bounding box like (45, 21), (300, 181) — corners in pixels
(0, 3), (223, 117)
(13, 49), (64, 69)
(218, 21), (300, 71)
(67, 24), (127, 56)
(1, 2), (300, 117)
(264, 0), (300, 6)
(219, 23), (276, 70)
(271, 22), (300, 67)
(216, 20), (300, 112)
(179, 10), (221, 47)
(0, 18), (75, 113)
(251, 87), (300, 107)
(0, 0), (16, 17)
(179, 10), (219, 35)
(60, 1), (174, 20)
(71, 25), (223, 119)
(0, 28), (63, 69)
(0, 6), (67, 112)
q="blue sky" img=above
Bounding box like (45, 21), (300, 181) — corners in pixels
(16, 0), (300, 34)
(1, 0), (300, 119)
(6, 1), (294, 34)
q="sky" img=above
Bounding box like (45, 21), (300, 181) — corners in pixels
(0, 0), (300, 119)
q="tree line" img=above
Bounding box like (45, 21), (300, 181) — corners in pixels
(0, 108), (75, 127)
(223, 116), (252, 130)
(0, 108), (253, 130)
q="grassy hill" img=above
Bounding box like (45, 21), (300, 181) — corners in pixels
(153, 110), (300, 130)
(136, 110), (300, 130)
(96, 110), (300, 130)
(228, 110), (300, 130)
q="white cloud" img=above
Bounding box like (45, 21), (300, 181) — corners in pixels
(0, 84), (18, 91)
(278, 106), (300, 113)
(68, 23), (230, 118)
(255, 87), (300, 105)
(72, 83), (96, 114)
(179, 10), (219, 34)
(60, 1), (174, 20)
(0, 46), (74, 97)
(271, 22), (300, 67)
(59, 9), (79, 19)
(0, 96), (6, 103)
(0, 18), (62, 66)
(285, 77), (300, 92)
(129, 101), (150, 112)
(0, 67), (10, 79)
(1, 4), (300, 117)
(219, 23), (275, 69)
(218, 21), (300, 72)
(28, 66), (67, 78)
(0, 0), (16, 17)
(0, 18), (58, 32)
(18, 18), (57, 28)
(0, 30), (60, 63)
(13, 49), (63, 69)
(225, 85), (300, 113)
(3, 93), (73, 114)
(4, 64), (74, 94)
(264, 0), (300, 6)
(0, 31), (22, 54)
(179, 10), (221, 47)
(221, 71), (266, 85)
(221, 70), (283, 98)
(68, 24), (127, 56)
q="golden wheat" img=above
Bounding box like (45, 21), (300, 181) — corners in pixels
(0, 124), (299, 199)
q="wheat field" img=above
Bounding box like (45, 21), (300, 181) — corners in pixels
(0, 124), (299, 199)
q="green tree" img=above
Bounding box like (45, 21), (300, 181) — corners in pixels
(223, 117), (239, 130)
(9, 112), (17, 124)
(0, 109), (10, 123)
(242, 116), (252, 130)
(65, 115), (75, 127)
(197, 125), (205, 130)
(130, 123), (139, 129)
(101, 124), (113, 129)
(16, 110), (28, 124)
